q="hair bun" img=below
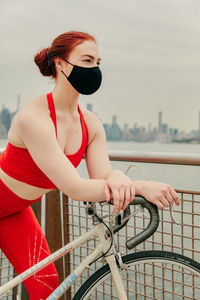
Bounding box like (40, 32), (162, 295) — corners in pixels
(34, 48), (52, 76)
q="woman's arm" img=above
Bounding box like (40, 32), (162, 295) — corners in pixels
(18, 109), (108, 203)
(85, 112), (180, 211)
(85, 113), (136, 212)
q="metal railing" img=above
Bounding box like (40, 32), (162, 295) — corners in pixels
(0, 150), (200, 299)
(108, 150), (200, 166)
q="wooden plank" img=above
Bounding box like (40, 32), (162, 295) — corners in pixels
(45, 189), (65, 300)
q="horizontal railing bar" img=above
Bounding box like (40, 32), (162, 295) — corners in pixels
(1, 147), (200, 166)
(175, 189), (200, 195)
(108, 150), (200, 166)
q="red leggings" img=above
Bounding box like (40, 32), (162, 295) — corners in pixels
(0, 178), (59, 299)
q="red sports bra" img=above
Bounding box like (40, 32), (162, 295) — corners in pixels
(0, 92), (88, 189)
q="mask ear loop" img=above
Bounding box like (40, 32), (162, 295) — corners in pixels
(60, 70), (68, 79)
(60, 59), (75, 79)
(63, 59), (74, 66)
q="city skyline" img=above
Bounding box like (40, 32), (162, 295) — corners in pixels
(87, 103), (200, 136)
(1, 96), (200, 135)
(0, 99), (199, 143)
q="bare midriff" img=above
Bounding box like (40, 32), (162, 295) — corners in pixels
(0, 168), (52, 200)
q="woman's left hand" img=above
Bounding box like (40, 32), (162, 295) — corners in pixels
(105, 170), (135, 214)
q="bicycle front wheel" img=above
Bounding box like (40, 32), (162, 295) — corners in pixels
(73, 250), (200, 300)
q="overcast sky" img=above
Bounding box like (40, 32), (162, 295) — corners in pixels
(1, 0), (200, 131)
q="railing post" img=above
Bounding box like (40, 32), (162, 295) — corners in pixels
(63, 194), (71, 300)
(45, 189), (65, 300)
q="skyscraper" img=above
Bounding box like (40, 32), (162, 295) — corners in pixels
(112, 115), (117, 125)
(158, 111), (162, 133)
(86, 103), (93, 112)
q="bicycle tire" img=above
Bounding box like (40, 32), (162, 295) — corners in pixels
(73, 250), (200, 300)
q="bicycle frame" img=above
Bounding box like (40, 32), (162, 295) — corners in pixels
(0, 197), (159, 299)
(0, 221), (128, 300)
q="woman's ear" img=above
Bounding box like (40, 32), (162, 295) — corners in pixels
(54, 57), (64, 69)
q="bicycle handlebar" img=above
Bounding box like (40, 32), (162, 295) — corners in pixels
(108, 196), (160, 249)
(126, 196), (159, 249)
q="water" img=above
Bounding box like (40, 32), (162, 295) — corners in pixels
(78, 141), (200, 191)
(107, 141), (200, 153)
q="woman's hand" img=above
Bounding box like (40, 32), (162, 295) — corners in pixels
(105, 170), (135, 213)
(133, 180), (180, 209)
(104, 170), (180, 213)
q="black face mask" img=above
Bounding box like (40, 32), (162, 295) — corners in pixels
(61, 59), (102, 95)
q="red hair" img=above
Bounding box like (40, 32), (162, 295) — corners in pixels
(34, 31), (96, 78)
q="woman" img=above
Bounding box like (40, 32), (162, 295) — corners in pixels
(0, 31), (180, 299)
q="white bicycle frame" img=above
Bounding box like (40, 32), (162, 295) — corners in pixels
(0, 221), (128, 300)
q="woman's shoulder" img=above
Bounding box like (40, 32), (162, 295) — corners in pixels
(80, 106), (103, 129)
(13, 94), (49, 123)
(8, 94), (51, 146)
(20, 94), (47, 114)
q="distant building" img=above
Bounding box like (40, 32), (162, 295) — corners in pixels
(109, 115), (122, 140)
(103, 123), (111, 140)
(158, 111), (162, 133)
(0, 120), (7, 138)
(86, 103), (93, 112)
(0, 108), (11, 134)
(112, 115), (117, 125)
(123, 123), (129, 133)
(122, 123), (133, 141)
(148, 123), (152, 133)
(169, 128), (178, 136)
(161, 123), (168, 134)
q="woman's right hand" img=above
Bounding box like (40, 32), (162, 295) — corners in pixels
(133, 181), (180, 210)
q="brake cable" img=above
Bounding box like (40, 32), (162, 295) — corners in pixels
(125, 164), (180, 225)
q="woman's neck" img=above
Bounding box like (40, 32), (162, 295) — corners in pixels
(52, 79), (79, 113)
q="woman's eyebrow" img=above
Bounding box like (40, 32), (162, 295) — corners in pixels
(81, 54), (101, 61)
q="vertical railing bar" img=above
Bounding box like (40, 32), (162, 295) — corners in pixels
(62, 194), (71, 300)
(192, 193), (195, 300)
(181, 192), (184, 298)
(60, 192), (67, 300)
(78, 202), (83, 287)
(161, 210), (164, 252)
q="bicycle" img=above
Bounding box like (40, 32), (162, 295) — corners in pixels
(0, 196), (200, 299)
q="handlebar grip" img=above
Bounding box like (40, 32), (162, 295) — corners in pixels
(125, 196), (159, 249)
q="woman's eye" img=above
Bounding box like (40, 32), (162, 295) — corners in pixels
(84, 59), (91, 63)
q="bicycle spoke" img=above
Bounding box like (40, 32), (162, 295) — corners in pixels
(74, 253), (200, 300)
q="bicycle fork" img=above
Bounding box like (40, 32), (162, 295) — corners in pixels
(98, 224), (128, 300)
